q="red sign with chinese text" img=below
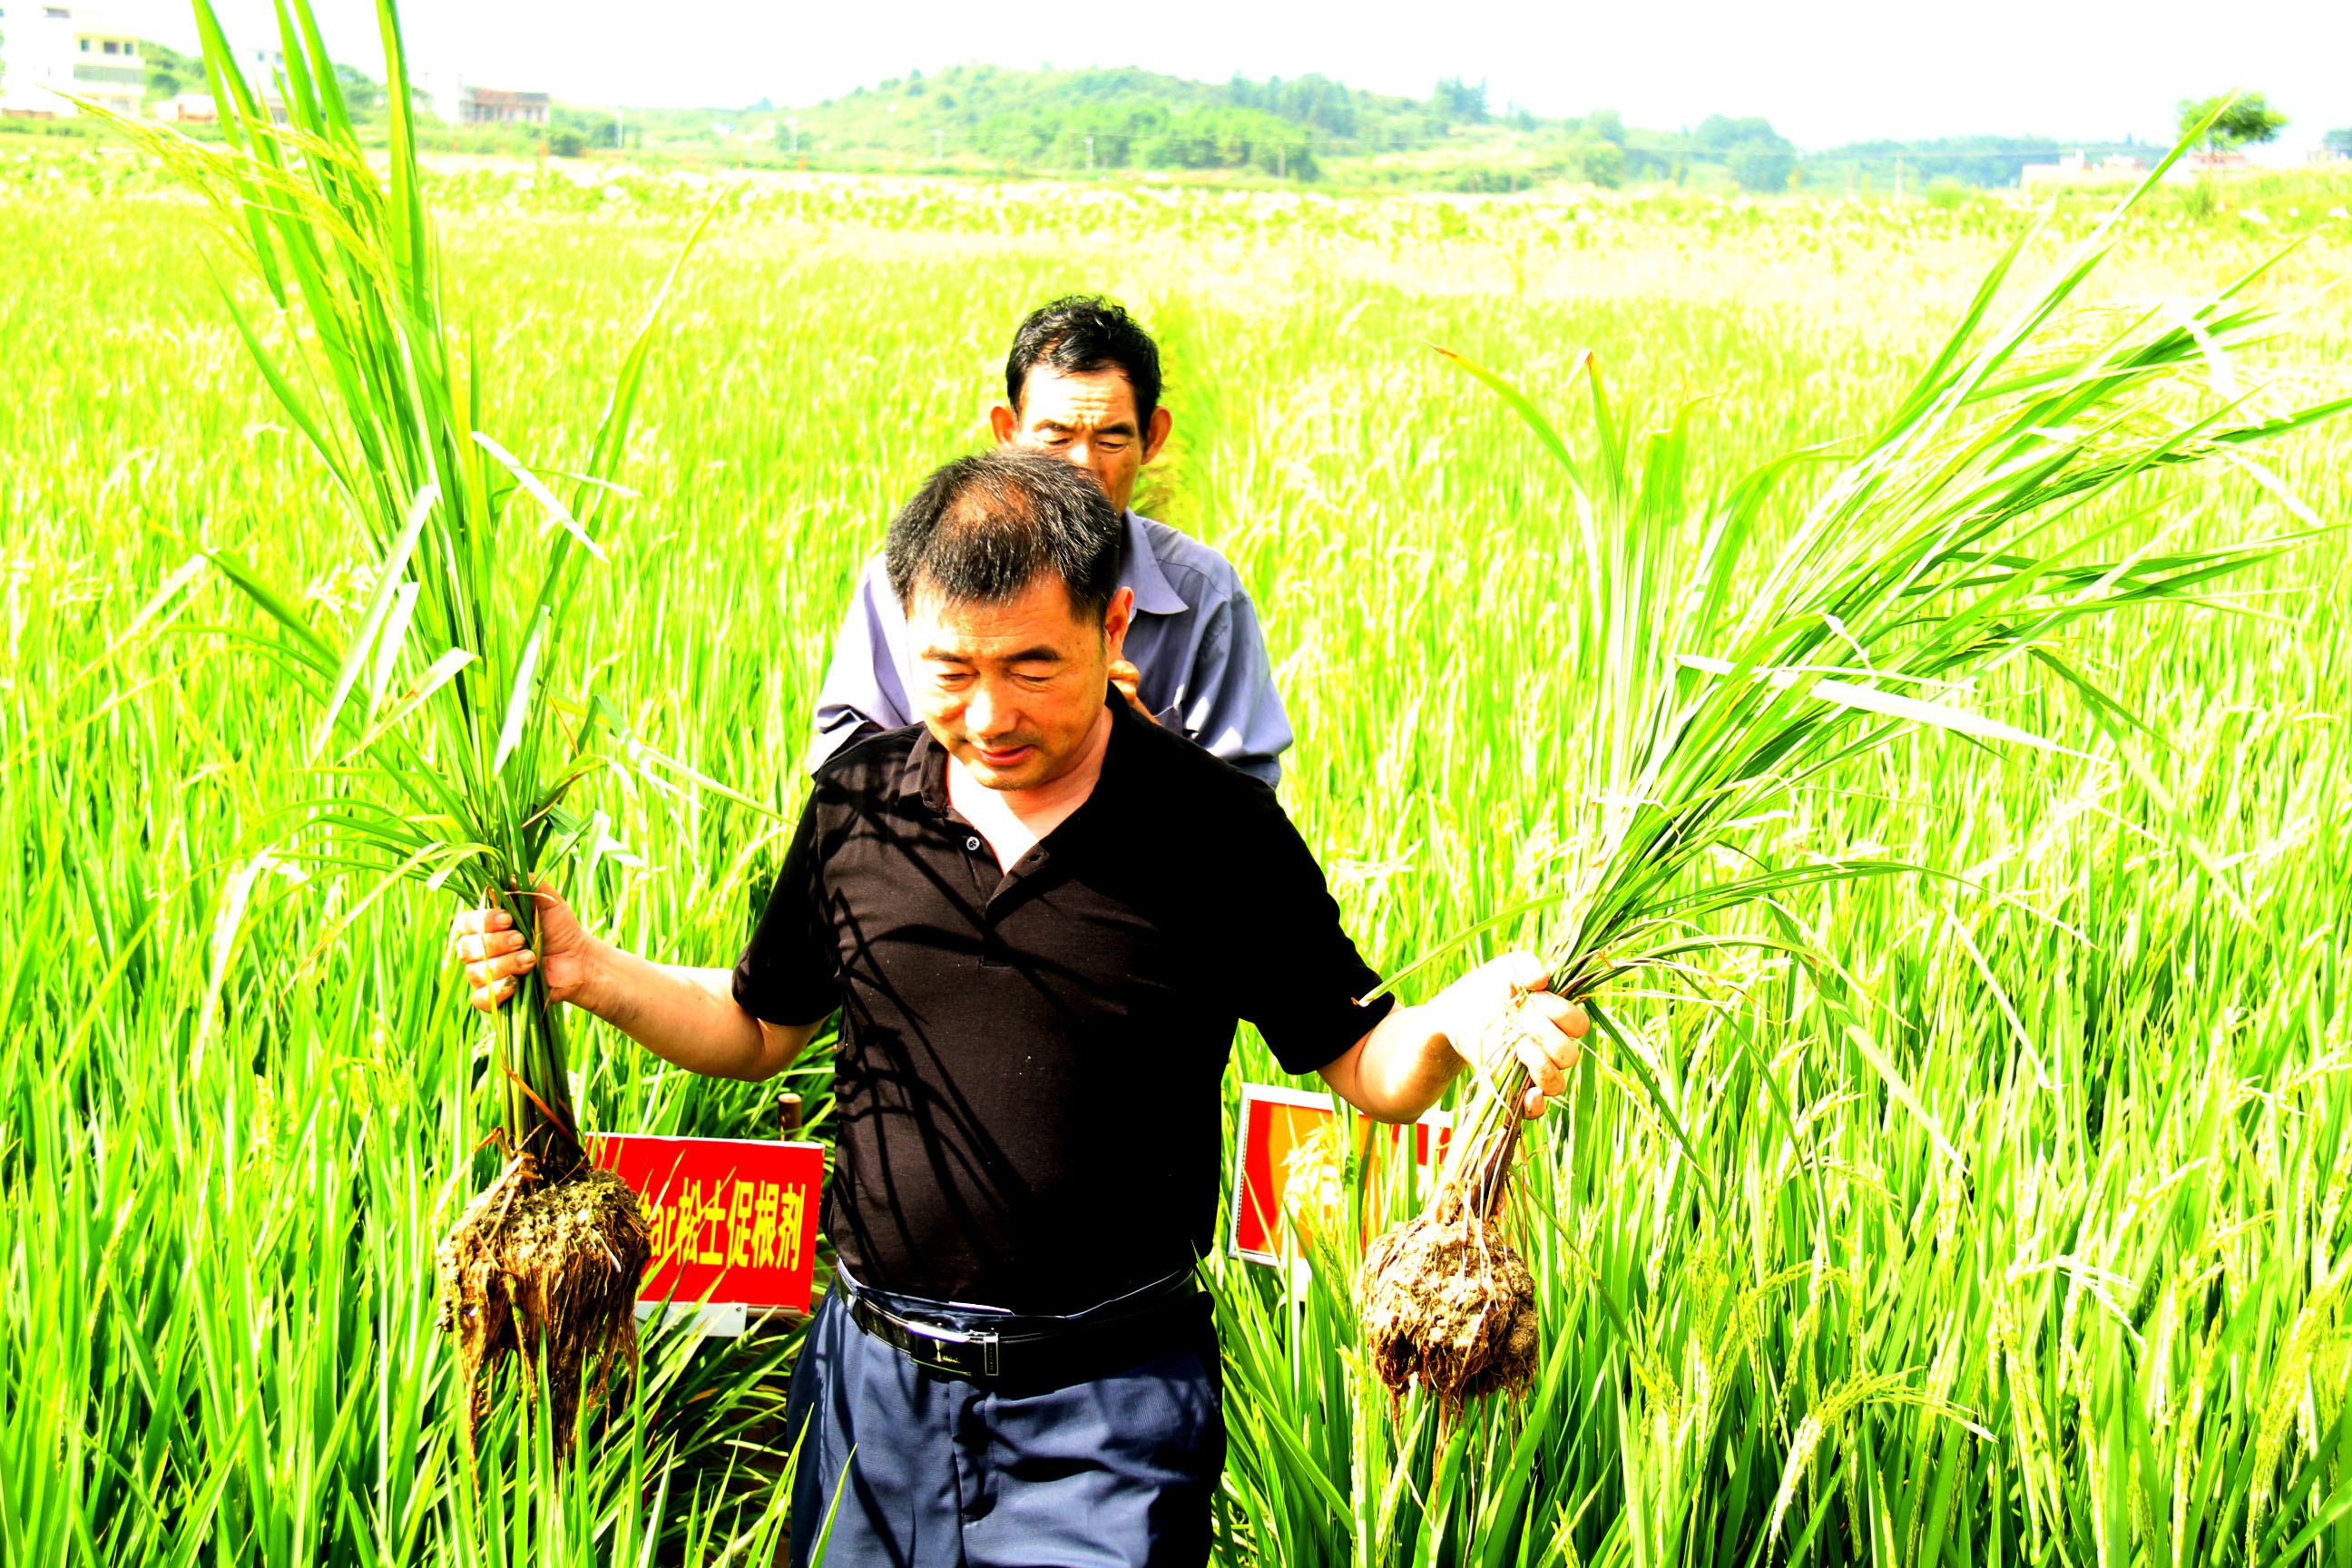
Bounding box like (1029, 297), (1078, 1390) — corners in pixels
(1228, 1085), (1451, 1267)
(591, 1135), (825, 1314)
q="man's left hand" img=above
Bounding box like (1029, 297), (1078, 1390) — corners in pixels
(1436, 951), (1588, 1118)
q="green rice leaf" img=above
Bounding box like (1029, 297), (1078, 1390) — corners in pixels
(313, 482), (438, 756)
(1673, 653), (2078, 756)
(474, 432), (608, 565)
(493, 606), (551, 777)
(202, 549), (337, 671)
(358, 646), (477, 750)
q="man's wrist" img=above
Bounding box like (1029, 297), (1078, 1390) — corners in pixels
(1389, 998), (1472, 1103)
(1430, 983), (1509, 1096)
(563, 936), (624, 1024)
(1423, 986), (1475, 1070)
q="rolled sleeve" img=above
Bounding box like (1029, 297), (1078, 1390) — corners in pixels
(731, 801), (842, 1027)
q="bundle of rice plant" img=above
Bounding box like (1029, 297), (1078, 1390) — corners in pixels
(87, 0), (716, 1452)
(1358, 117), (2348, 1413)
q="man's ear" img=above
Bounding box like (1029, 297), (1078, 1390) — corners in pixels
(1142, 406), (1173, 466)
(988, 402), (1019, 446)
(1102, 585), (1136, 662)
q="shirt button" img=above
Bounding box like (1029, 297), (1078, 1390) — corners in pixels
(965, 836), (982, 852)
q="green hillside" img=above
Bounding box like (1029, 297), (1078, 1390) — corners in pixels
(21, 45), (2248, 197)
(781, 67), (1636, 189)
(788, 64), (1330, 178)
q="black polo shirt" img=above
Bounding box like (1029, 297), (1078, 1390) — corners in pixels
(732, 697), (1392, 1313)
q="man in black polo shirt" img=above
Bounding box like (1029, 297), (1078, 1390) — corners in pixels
(452, 451), (1585, 1566)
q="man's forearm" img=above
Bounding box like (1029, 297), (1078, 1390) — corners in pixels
(1313, 956), (1583, 1126)
(1318, 1001), (1465, 1124)
(573, 940), (819, 1082)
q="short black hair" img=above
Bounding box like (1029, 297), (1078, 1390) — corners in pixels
(1004, 296), (1163, 431)
(885, 450), (1125, 623)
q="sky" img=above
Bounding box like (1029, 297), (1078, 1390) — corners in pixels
(126, 0), (2352, 154)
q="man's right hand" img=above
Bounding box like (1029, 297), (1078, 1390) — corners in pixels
(453, 889), (595, 1012)
(452, 890), (813, 1082)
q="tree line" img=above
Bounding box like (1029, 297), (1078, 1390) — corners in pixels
(104, 44), (2352, 190)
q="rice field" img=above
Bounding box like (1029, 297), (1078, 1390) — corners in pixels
(5, 145), (2350, 1563)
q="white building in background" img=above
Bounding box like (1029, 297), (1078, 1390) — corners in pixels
(417, 70), (549, 127)
(2020, 151), (2149, 190)
(153, 89), (214, 122)
(457, 86), (547, 125)
(0, 4), (145, 119)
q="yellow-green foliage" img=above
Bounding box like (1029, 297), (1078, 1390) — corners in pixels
(3, 144), (2348, 1563)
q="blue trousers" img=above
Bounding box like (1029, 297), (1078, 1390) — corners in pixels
(785, 1282), (1225, 1567)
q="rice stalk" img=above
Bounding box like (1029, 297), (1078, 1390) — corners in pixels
(74, 0), (717, 1455)
(1358, 104), (2350, 1418)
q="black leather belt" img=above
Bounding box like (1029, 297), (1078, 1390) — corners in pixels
(843, 1273), (1205, 1393)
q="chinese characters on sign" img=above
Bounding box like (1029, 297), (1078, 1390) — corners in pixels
(592, 1135), (825, 1318)
(644, 1171), (808, 1275)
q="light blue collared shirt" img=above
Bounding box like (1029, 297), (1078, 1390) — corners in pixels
(809, 510), (1294, 786)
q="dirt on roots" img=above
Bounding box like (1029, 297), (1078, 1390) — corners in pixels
(1357, 1193), (1539, 1410)
(433, 1156), (652, 1455)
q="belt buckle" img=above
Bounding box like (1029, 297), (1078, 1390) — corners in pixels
(912, 1324), (1001, 1380)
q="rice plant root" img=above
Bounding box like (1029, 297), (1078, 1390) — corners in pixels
(1357, 1193), (1538, 1409)
(434, 1155), (652, 1455)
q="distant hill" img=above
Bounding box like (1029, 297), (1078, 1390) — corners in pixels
(772, 75), (2192, 196)
(781, 64), (1508, 181)
(788, 64), (1336, 179)
(94, 43), (2202, 197)
(779, 66), (1712, 191)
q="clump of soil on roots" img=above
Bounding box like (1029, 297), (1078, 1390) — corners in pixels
(1357, 1190), (1538, 1408)
(1357, 1047), (1541, 1414)
(434, 1154), (652, 1455)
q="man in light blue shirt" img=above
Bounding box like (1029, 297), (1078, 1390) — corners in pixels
(811, 297), (1294, 787)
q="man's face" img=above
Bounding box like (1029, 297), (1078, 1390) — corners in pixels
(907, 573), (1135, 792)
(989, 366), (1173, 516)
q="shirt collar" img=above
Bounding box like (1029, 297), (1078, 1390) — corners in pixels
(907, 692), (1142, 824)
(1119, 510), (1188, 616)
(907, 721), (946, 815)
